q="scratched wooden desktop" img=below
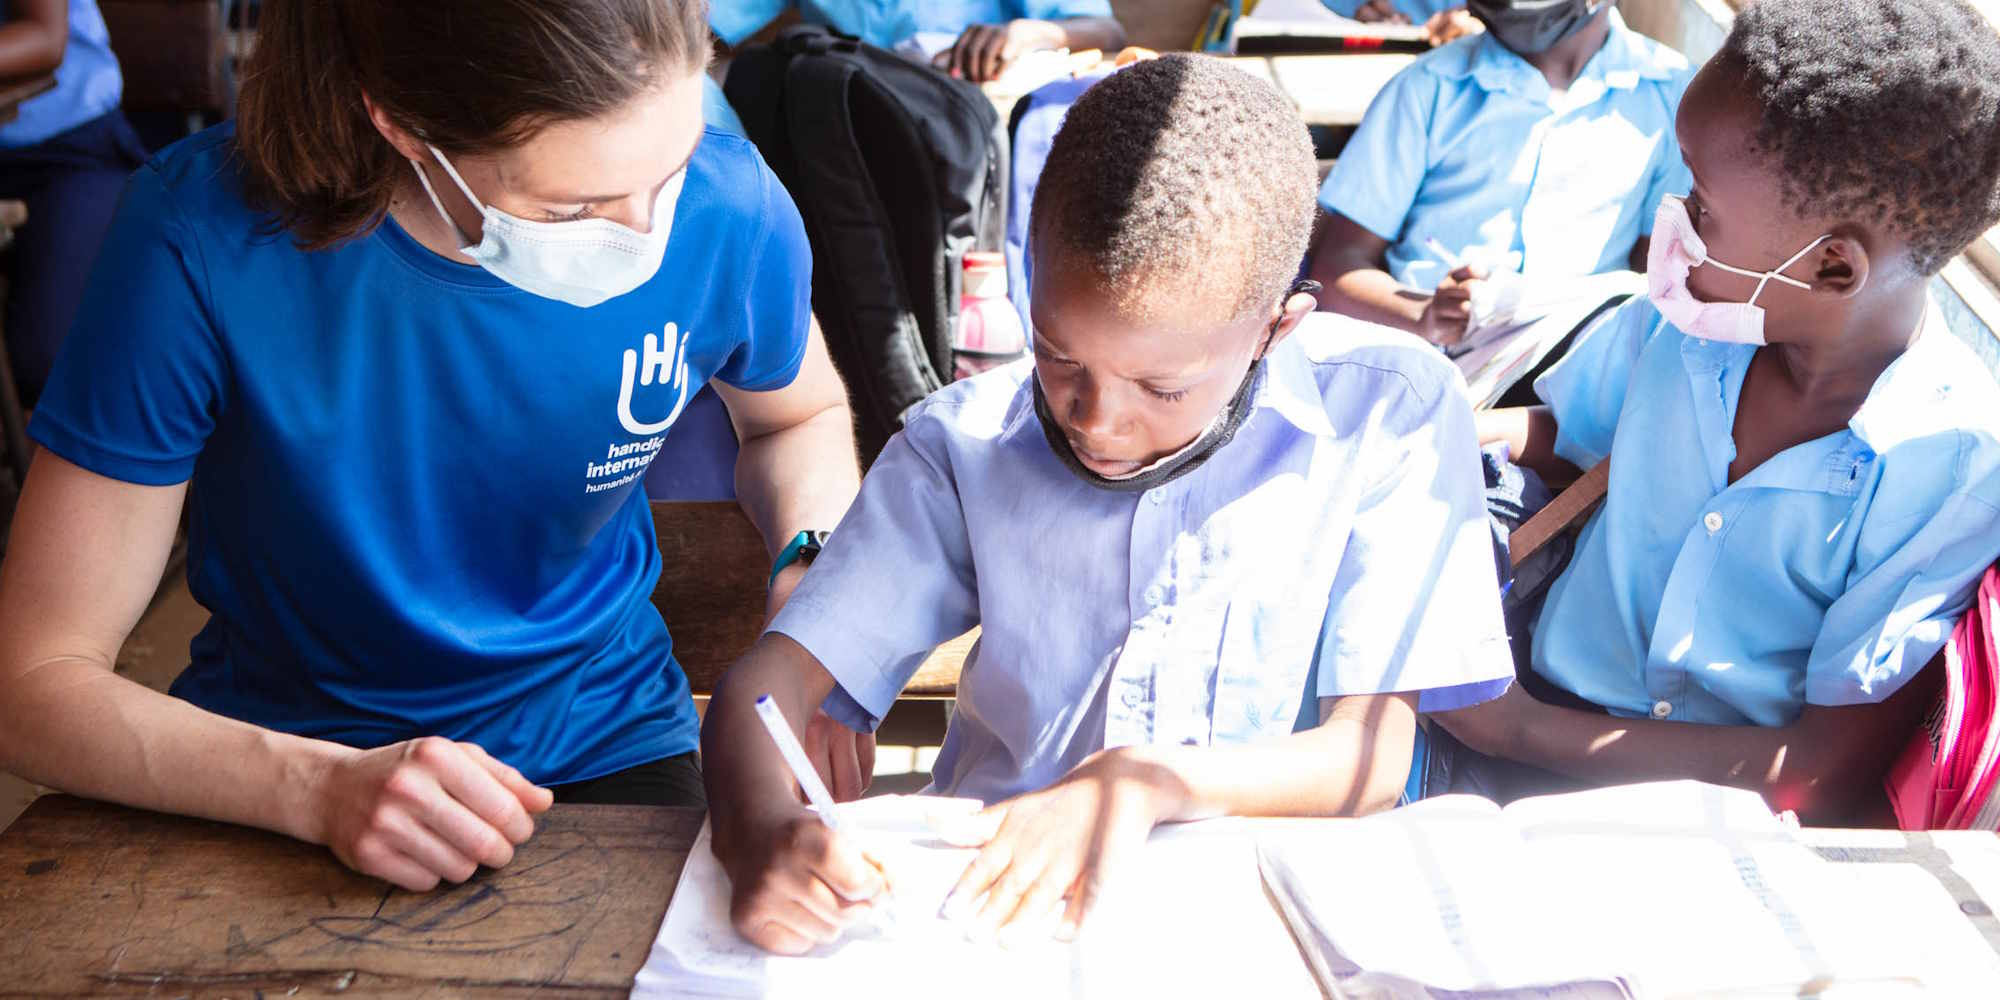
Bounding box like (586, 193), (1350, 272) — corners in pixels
(8, 794), (2000, 997)
(0, 796), (698, 998)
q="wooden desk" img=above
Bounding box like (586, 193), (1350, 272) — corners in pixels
(9, 795), (1998, 997)
(0, 72), (57, 126)
(0, 795), (701, 998)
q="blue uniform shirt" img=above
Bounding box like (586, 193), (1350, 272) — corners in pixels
(1531, 296), (2000, 726)
(1320, 0), (1460, 21)
(711, 0), (1113, 48)
(29, 124), (813, 784)
(1318, 11), (1690, 289)
(0, 0), (123, 147)
(770, 315), (1515, 803)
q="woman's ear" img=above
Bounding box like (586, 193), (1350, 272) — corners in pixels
(1811, 235), (1871, 300)
(363, 92), (428, 163)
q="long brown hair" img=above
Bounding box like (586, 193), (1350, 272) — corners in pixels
(235, 0), (710, 251)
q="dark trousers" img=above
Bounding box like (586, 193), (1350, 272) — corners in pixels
(548, 751), (707, 807)
(0, 109), (147, 407)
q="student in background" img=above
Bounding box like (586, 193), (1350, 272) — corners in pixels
(0, 0), (145, 406)
(1308, 0), (1690, 347)
(1329, 0), (1481, 47)
(702, 55), (1514, 954)
(710, 1), (1126, 82)
(1441, 0), (2000, 823)
(0, 0), (862, 892)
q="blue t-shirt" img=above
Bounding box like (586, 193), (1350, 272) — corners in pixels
(29, 123), (813, 784)
(0, 0), (124, 147)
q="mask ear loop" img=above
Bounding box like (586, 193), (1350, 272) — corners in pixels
(424, 144), (489, 213)
(1742, 235), (1831, 307)
(1260, 278), (1323, 357)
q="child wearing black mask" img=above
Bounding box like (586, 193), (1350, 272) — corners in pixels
(1308, 0), (1693, 348)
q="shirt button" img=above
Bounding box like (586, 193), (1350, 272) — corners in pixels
(1148, 490), (1165, 505)
(1143, 585), (1164, 606)
(1651, 700), (1673, 719)
(1703, 511), (1724, 534)
(1121, 688), (1142, 709)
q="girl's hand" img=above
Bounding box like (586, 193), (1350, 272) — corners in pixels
(934, 749), (1181, 942)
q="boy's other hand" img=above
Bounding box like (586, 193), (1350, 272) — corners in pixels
(1420, 264), (1489, 346)
(1354, 0), (1414, 25)
(717, 804), (892, 954)
(935, 749), (1181, 942)
(312, 737), (554, 892)
(804, 708), (876, 802)
(1424, 8), (1484, 46)
(937, 19), (1065, 82)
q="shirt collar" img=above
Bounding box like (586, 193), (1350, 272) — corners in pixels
(1845, 298), (1969, 451)
(1254, 334), (1339, 439)
(1439, 10), (1682, 98)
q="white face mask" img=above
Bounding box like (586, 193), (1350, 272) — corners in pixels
(411, 144), (685, 308)
(1647, 195), (1829, 345)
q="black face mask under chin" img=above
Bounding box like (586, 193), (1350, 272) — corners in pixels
(1034, 356), (1263, 493)
(1466, 0), (1601, 57)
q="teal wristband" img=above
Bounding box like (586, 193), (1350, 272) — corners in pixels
(769, 530), (830, 586)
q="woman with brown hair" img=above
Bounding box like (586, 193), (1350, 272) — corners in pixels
(0, 0), (860, 892)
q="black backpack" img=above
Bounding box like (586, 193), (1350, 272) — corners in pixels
(725, 25), (1009, 465)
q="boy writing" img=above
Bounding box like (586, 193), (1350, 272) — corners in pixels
(702, 54), (1515, 953)
(1440, 0), (2000, 822)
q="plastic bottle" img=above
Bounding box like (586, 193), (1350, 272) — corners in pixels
(952, 252), (1029, 381)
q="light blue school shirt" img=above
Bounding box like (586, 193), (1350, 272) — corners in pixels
(1318, 11), (1690, 289)
(1320, 0), (1460, 21)
(29, 123), (813, 784)
(711, 0), (1114, 48)
(0, 0), (123, 148)
(770, 314), (1515, 803)
(1531, 296), (2000, 727)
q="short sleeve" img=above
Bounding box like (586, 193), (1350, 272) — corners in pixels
(1319, 0), (1367, 15)
(767, 409), (981, 731)
(1018, 0), (1114, 18)
(711, 166), (813, 392)
(710, 0), (790, 45)
(1317, 64), (1433, 243)
(1636, 79), (1694, 237)
(1314, 366), (1515, 713)
(1532, 295), (1659, 469)
(27, 164), (225, 486)
(1807, 487), (2000, 706)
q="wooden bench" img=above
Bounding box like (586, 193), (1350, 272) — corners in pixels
(649, 500), (970, 698)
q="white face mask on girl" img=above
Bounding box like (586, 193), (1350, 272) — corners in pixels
(411, 144), (685, 308)
(1646, 194), (1830, 345)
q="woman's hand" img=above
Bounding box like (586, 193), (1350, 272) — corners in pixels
(311, 737), (553, 892)
(936, 748), (1182, 942)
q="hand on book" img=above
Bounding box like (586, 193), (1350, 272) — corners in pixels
(933, 748), (1181, 943)
(715, 803), (896, 955)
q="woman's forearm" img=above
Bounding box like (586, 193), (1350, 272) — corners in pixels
(0, 656), (351, 844)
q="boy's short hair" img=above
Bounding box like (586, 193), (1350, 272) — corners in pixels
(1029, 54), (1319, 324)
(1722, 0), (2000, 275)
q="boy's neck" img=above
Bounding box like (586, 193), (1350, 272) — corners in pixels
(1768, 287), (1929, 403)
(1522, 9), (1612, 93)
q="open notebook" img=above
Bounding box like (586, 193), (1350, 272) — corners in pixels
(632, 795), (1321, 999)
(1257, 781), (2000, 998)
(1450, 270), (1644, 410)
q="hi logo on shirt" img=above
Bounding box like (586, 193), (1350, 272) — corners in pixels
(618, 323), (693, 435)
